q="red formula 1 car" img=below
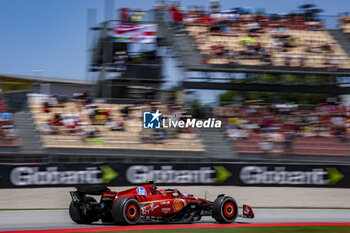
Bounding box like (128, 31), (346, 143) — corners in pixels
(69, 181), (254, 225)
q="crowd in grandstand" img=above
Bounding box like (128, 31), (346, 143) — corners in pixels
(0, 96), (18, 145)
(35, 94), (199, 148)
(0, 114), (17, 142)
(39, 93), (128, 141)
(213, 103), (349, 155)
(164, 4), (350, 69)
(340, 14), (350, 38)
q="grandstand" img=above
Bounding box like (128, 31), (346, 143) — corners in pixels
(2, 3), (350, 164)
(29, 98), (204, 152)
(214, 104), (350, 157)
(153, 5), (350, 162)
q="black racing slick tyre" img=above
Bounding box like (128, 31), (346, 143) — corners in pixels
(69, 196), (98, 224)
(212, 196), (238, 223)
(111, 197), (141, 225)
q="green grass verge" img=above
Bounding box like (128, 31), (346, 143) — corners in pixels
(99, 226), (350, 233)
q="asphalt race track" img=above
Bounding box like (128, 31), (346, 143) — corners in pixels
(0, 209), (350, 232)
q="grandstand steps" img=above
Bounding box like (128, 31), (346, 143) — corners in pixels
(328, 29), (350, 57)
(13, 111), (44, 154)
(170, 33), (203, 67)
(198, 128), (236, 159)
(154, 10), (203, 68)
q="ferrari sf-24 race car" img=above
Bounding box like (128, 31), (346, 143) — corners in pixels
(69, 181), (254, 225)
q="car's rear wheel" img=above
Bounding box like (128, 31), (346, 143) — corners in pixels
(212, 196), (238, 223)
(111, 197), (141, 225)
(69, 196), (98, 224)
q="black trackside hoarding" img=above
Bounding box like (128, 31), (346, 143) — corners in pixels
(0, 163), (349, 188)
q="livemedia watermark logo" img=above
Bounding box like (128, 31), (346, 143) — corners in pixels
(143, 110), (221, 129)
(143, 110), (162, 129)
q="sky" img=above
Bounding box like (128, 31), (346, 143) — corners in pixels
(0, 0), (349, 83)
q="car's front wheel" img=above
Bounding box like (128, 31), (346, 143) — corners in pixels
(212, 196), (238, 223)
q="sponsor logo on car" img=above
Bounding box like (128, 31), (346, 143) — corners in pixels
(160, 201), (171, 205)
(103, 192), (116, 197)
(244, 206), (250, 215)
(173, 199), (187, 212)
(161, 207), (171, 214)
(141, 203), (159, 215)
(136, 186), (147, 195)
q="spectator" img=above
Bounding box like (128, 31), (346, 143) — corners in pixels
(283, 131), (294, 151)
(120, 8), (129, 22)
(259, 137), (274, 154)
(42, 102), (51, 113)
(299, 56), (307, 67)
(38, 120), (53, 135)
(82, 129), (102, 142)
(171, 7), (184, 32)
(284, 55), (292, 66)
(106, 118), (125, 131)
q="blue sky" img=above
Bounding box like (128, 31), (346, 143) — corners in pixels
(0, 0), (348, 82)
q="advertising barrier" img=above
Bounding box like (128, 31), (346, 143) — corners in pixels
(0, 163), (349, 188)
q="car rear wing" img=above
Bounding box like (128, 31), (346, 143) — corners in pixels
(74, 185), (111, 195)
